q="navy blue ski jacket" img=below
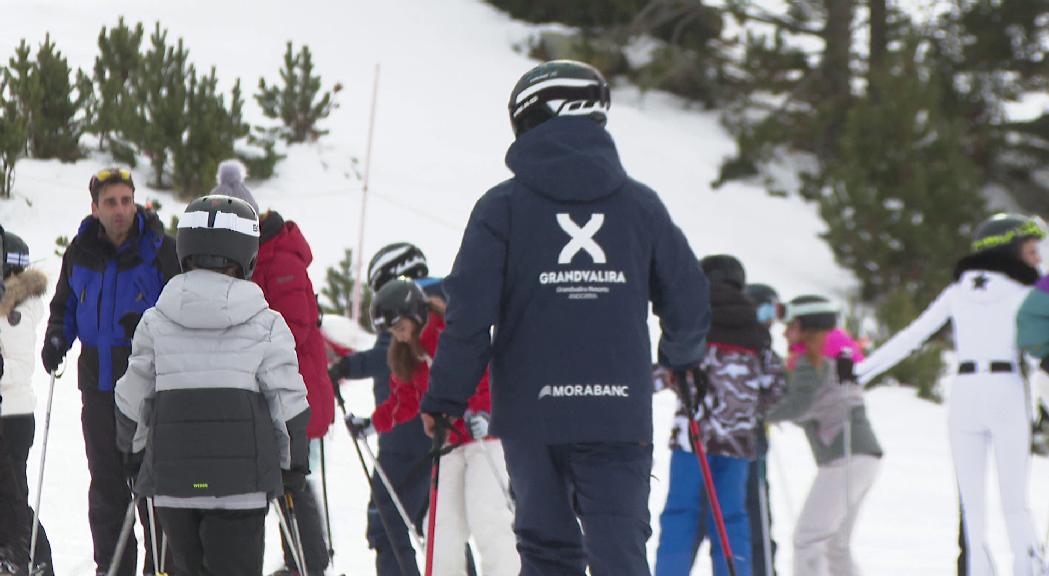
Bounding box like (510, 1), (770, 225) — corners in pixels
(422, 117), (710, 444)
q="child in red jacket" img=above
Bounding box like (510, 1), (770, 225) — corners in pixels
(349, 278), (520, 575)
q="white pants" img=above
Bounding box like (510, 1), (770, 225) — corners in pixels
(430, 439), (520, 576)
(950, 374), (1044, 576)
(793, 455), (880, 576)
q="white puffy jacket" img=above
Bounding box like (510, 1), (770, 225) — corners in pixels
(0, 270), (47, 417)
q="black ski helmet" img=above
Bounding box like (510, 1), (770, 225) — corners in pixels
(783, 295), (839, 331)
(745, 283), (781, 324)
(971, 213), (1047, 254)
(508, 60), (611, 137)
(744, 283), (779, 306)
(367, 243), (429, 292)
(370, 277), (429, 332)
(2, 230), (29, 278)
(701, 254), (746, 290)
(176, 195), (260, 280)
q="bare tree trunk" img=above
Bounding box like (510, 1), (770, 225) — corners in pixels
(869, 0), (887, 100)
(820, 0), (855, 160)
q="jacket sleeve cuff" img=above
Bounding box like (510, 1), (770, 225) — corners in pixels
(420, 394), (468, 417)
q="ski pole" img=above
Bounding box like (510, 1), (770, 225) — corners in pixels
(145, 497), (167, 576)
(349, 428), (417, 576)
(321, 436), (335, 563)
(273, 497), (308, 575)
(677, 368), (738, 576)
(106, 497), (141, 576)
(28, 370), (56, 574)
(476, 439), (515, 514)
(425, 417), (449, 576)
(756, 455), (774, 576)
(285, 492), (310, 575)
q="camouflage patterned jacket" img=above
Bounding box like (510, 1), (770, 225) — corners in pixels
(661, 281), (787, 459)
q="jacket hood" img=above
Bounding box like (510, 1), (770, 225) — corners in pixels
(954, 251), (1040, 286)
(706, 281), (766, 351)
(0, 269), (47, 316)
(155, 269), (269, 330)
(259, 212), (313, 267)
(505, 116), (628, 203)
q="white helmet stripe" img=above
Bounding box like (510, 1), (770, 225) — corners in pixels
(178, 210), (260, 237)
(515, 77), (601, 105)
(784, 301), (839, 321)
(369, 245), (414, 278)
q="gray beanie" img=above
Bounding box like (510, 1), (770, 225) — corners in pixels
(210, 159), (259, 215)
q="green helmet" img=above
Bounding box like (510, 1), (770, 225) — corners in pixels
(971, 213), (1047, 254)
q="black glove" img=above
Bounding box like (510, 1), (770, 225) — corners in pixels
(123, 451), (143, 484)
(346, 413), (375, 438)
(329, 362), (347, 407)
(119, 312), (143, 340)
(282, 467), (308, 493)
(0, 353), (5, 381)
(836, 350), (856, 385)
(40, 335), (65, 374)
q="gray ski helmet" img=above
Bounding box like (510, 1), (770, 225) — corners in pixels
(176, 195), (260, 279)
(701, 254), (746, 290)
(971, 213), (1047, 254)
(508, 60), (611, 137)
(783, 295), (839, 331)
(2, 230), (29, 277)
(370, 277), (429, 332)
(367, 243), (428, 292)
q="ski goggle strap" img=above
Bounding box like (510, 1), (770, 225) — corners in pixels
(783, 300), (839, 322)
(971, 218), (1048, 252)
(89, 167), (135, 196)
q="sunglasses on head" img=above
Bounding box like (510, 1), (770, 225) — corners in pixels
(89, 167), (135, 195)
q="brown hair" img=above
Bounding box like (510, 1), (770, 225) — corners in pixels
(386, 301), (444, 381)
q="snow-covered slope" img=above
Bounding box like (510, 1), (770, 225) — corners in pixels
(0, 1), (1045, 574)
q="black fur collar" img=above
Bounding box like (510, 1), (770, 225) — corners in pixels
(953, 251), (1040, 286)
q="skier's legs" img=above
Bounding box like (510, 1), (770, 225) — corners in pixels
(199, 508), (266, 576)
(432, 447), (469, 575)
(158, 507), (205, 575)
(567, 442), (653, 576)
(655, 449), (705, 576)
(950, 383), (994, 576)
(501, 439), (586, 576)
(4, 415), (52, 572)
(826, 455), (880, 576)
(747, 446), (776, 576)
(793, 461), (850, 576)
(366, 451), (428, 576)
(703, 454), (752, 576)
(0, 415), (28, 566)
(463, 440), (519, 576)
(989, 381), (1041, 576)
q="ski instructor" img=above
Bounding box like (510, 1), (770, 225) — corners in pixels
(419, 59), (711, 575)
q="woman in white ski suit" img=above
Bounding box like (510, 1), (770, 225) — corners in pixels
(856, 213), (1046, 576)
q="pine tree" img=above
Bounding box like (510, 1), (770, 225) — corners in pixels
(93, 17), (144, 152)
(0, 69), (28, 197)
(6, 40), (37, 158)
(30, 34), (91, 161)
(256, 42), (338, 143)
(820, 38), (987, 396)
(172, 66), (248, 197)
(320, 248), (373, 332)
(132, 23), (189, 189)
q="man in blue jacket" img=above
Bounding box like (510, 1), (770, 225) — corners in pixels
(41, 168), (179, 576)
(420, 60), (711, 576)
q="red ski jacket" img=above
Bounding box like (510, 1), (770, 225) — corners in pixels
(372, 310), (490, 444)
(254, 213), (335, 438)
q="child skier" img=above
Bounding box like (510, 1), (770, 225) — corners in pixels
(114, 195), (311, 576)
(347, 277), (519, 575)
(654, 255), (785, 576)
(766, 295), (882, 576)
(858, 213), (1046, 576)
